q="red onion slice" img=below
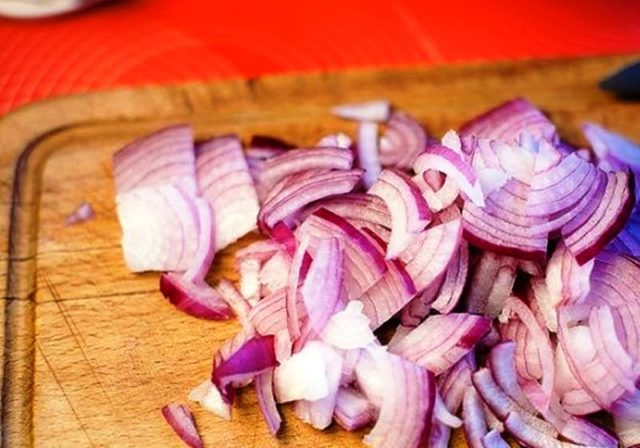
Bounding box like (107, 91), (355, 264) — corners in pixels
(160, 273), (232, 320)
(466, 252), (517, 317)
(481, 429), (509, 448)
(211, 335), (277, 404)
(399, 218), (462, 292)
(545, 242), (593, 309)
(390, 313), (490, 375)
(369, 169), (431, 258)
(502, 296), (556, 405)
(462, 386), (488, 447)
(188, 380), (231, 420)
(295, 237), (344, 349)
(297, 208), (388, 299)
(363, 348), (435, 448)
(216, 279), (252, 330)
(334, 387), (375, 431)
(331, 100), (391, 123)
(358, 121), (382, 188)
(161, 403), (203, 448)
(562, 171), (634, 265)
(183, 198), (216, 283)
(65, 201), (94, 226)
(460, 98), (557, 143)
(255, 370), (282, 436)
(487, 342), (536, 413)
(321, 301), (376, 349)
(274, 341), (338, 403)
(415, 144), (484, 206)
(306, 193), (392, 230)
(257, 147), (354, 200)
(259, 169), (362, 231)
(612, 387), (640, 448)
(116, 184), (200, 272)
(113, 125), (196, 195)
(293, 346), (343, 430)
(379, 111), (428, 169)
(195, 135), (260, 250)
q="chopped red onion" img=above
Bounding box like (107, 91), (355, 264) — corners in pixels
(160, 273), (232, 320)
(363, 347), (435, 448)
(161, 403), (203, 448)
(390, 313), (490, 375)
(462, 386), (488, 447)
(255, 369), (281, 436)
(195, 135), (260, 250)
(113, 125), (196, 195)
(211, 335), (277, 404)
(379, 111), (428, 169)
(358, 121), (382, 188)
(612, 387), (640, 448)
(481, 429), (509, 448)
(466, 251), (517, 317)
(321, 301), (375, 349)
(65, 201), (94, 225)
(188, 380), (230, 420)
(334, 387), (375, 431)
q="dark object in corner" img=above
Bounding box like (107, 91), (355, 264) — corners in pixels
(600, 61), (640, 99)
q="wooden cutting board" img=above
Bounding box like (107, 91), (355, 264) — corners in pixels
(2, 54), (640, 448)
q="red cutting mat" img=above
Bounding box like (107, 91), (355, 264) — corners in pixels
(1, 0), (640, 116)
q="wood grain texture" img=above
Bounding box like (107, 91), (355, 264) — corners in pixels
(2, 54), (640, 447)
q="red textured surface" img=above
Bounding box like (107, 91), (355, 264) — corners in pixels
(1, 0), (640, 116)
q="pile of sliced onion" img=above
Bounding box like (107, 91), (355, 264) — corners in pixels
(113, 98), (640, 448)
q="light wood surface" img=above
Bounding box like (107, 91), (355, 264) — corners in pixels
(2, 54), (640, 447)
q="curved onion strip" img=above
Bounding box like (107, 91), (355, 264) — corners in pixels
(255, 370), (281, 436)
(466, 251), (517, 317)
(295, 237), (344, 350)
(259, 169), (362, 230)
(390, 314), (490, 375)
(116, 184), (200, 272)
(502, 296), (555, 405)
(399, 219), (462, 292)
(369, 169), (431, 258)
(286, 235), (311, 340)
(113, 125), (196, 195)
(305, 193), (391, 230)
(334, 387), (376, 431)
(462, 386), (488, 448)
(259, 251), (290, 296)
(211, 335), (277, 404)
(482, 429), (509, 448)
(504, 412), (584, 448)
(430, 356), (473, 447)
(161, 403), (203, 448)
(297, 208), (388, 299)
(414, 145), (484, 206)
(160, 273), (232, 320)
(183, 198), (215, 283)
(400, 276), (443, 328)
(412, 173), (445, 212)
(557, 306), (629, 408)
(611, 387), (640, 448)
(249, 288), (307, 336)
(358, 228), (417, 329)
(363, 348), (435, 448)
(216, 279), (252, 330)
(610, 211), (640, 259)
(358, 121), (382, 189)
(471, 369), (557, 436)
(257, 147), (354, 197)
(379, 111), (428, 169)
(545, 242), (593, 308)
(460, 98), (557, 143)
(196, 135), (260, 250)
(488, 342), (536, 413)
(331, 100), (391, 123)
(563, 171), (634, 265)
